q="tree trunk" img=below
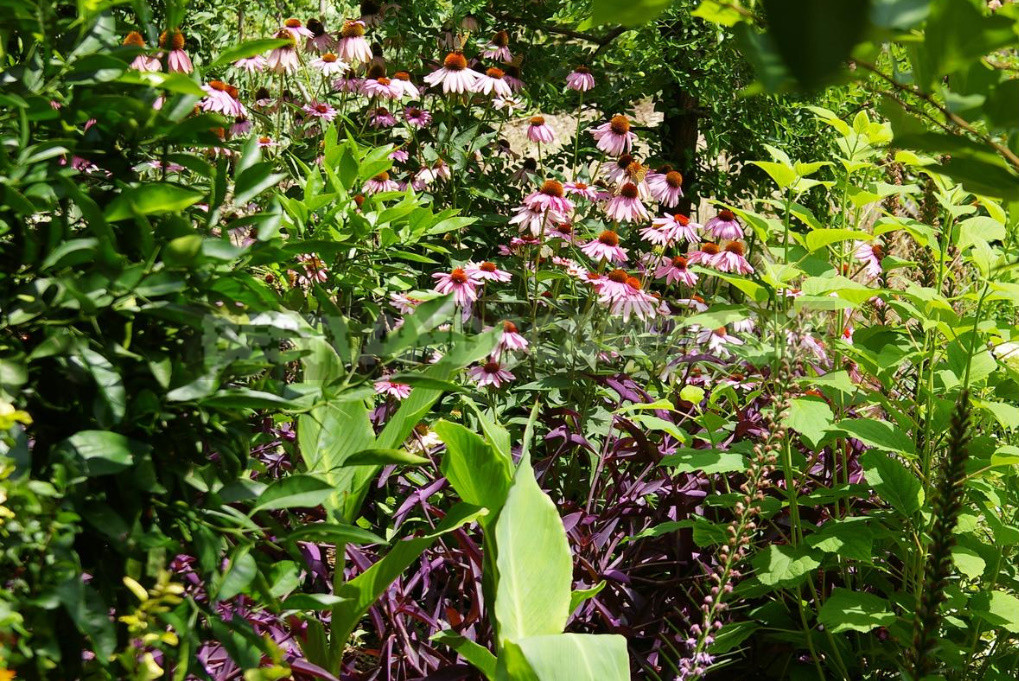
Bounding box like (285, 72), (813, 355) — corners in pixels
(660, 83), (700, 217)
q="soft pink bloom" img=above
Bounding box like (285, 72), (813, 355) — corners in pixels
(390, 148), (409, 162)
(564, 181), (599, 200)
(303, 101), (337, 121)
(483, 31), (513, 62)
(361, 76), (401, 99)
(433, 268), (480, 306)
(471, 67), (513, 97)
(590, 114), (637, 156)
(201, 82), (246, 117)
(526, 116), (555, 144)
(363, 172), (399, 194)
(296, 253), (329, 285)
(466, 261), (512, 283)
(425, 53), (479, 94)
(655, 255), (698, 286)
(231, 117), (252, 136)
(281, 18), (314, 40)
(523, 179), (574, 216)
(391, 72), (420, 99)
(566, 66), (595, 92)
(338, 20), (373, 63)
(704, 209), (744, 241)
(493, 95), (524, 113)
(311, 53), (348, 75)
(334, 72), (363, 93)
(233, 56), (266, 73)
(648, 170), (685, 207)
(166, 49), (193, 73)
(131, 54), (161, 72)
(639, 223), (673, 246)
(581, 230), (629, 264)
(686, 243), (722, 268)
(305, 19), (336, 52)
(502, 65), (525, 92)
(654, 213), (700, 243)
(468, 361), (514, 388)
(404, 106), (432, 127)
(596, 271), (658, 322)
(605, 184), (649, 223)
(266, 35), (300, 74)
(715, 242), (754, 274)
(509, 204), (562, 236)
(375, 378), (412, 400)
(257, 136), (276, 148)
(854, 240), (884, 279)
(696, 326), (744, 357)
(496, 321), (529, 357)
(675, 296), (709, 312)
(370, 107), (397, 128)
(390, 292), (424, 314)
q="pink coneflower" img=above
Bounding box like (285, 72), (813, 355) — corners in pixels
(391, 71), (420, 99)
(655, 255), (698, 286)
(564, 181), (598, 201)
(676, 295), (709, 312)
(369, 107), (397, 128)
(597, 271), (657, 322)
(524, 179), (574, 216)
(233, 55), (266, 73)
(362, 75), (401, 99)
(590, 114), (636, 156)
(549, 221), (577, 242)
(231, 116), (252, 136)
(305, 18), (336, 53)
(605, 183), (649, 223)
(704, 209), (743, 241)
(363, 171), (399, 194)
(468, 360), (514, 388)
(282, 18), (314, 41)
(303, 101), (337, 121)
(159, 29), (193, 73)
(502, 63), (525, 92)
(433, 267), (479, 306)
(334, 69), (362, 93)
(257, 136), (275, 148)
(311, 52), (348, 75)
(526, 116), (555, 144)
(606, 154), (641, 187)
(649, 170), (684, 207)
(654, 213), (700, 243)
(582, 230), (629, 264)
(686, 242), (721, 268)
(375, 377), (412, 400)
(493, 95), (524, 113)
(389, 148), (409, 162)
(266, 30), (300, 73)
(566, 65), (595, 92)
(854, 240), (884, 279)
(471, 67), (512, 98)
(425, 52), (478, 94)
(639, 222), (673, 246)
(509, 204), (562, 237)
(296, 253), (329, 284)
(466, 261), (512, 283)
(715, 241), (754, 274)
(483, 30), (513, 62)
(390, 293), (424, 315)
(201, 81), (246, 117)
(338, 20), (372, 63)
(124, 32), (160, 72)
(497, 321), (529, 356)
(512, 158), (539, 184)
(697, 326), (744, 357)
(404, 106), (432, 127)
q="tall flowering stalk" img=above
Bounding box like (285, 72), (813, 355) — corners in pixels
(676, 432), (781, 680)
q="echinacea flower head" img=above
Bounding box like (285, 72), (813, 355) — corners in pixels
(497, 320), (529, 356)
(649, 170), (684, 207)
(523, 179), (574, 216)
(123, 31), (146, 48)
(704, 209), (743, 241)
(311, 52), (348, 75)
(502, 63), (525, 91)
(302, 100), (337, 121)
(687, 242), (721, 268)
(483, 30), (513, 62)
(605, 183), (649, 223)
(652, 213), (700, 243)
(655, 255), (698, 286)
(363, 171), (399, 194)
(696, 325), (744, 357)
(375, 378), (412, 400)
(467, 261), (512, 283)
(266, 30), (300, 73)
(424, 52), (478, 94)
(338, 20), (373, 63)
(282, 17), (314, 39)
(590, 114), (637, 156)
(854, 240), (884, 279)
(581, 230), (629, 264)
(159, 29), (193, 73)
(257, 136), (275, 148)
(391, 71), (420, 99)
(369, 107), (397, 128)
(201, 81), (246, 117)
(509, 204), (562, 237)
(566, 65), (595, 92)
(564, 181), (599, 200)
(468, 360), (514, 388)
(527, 115), (556, 144)
(596, 271), (657, 321)
(305, 18), (336, 52)
(296, 253), (329, 284)
(715, 241), (754, 274)
(472, 67), (513, 98)
(233, 55), (266, 73)
(124, 32), (161, 71)
(432, 267), (479, 306)
(404, 106), (432, 127)
(362, 75), (401, 99)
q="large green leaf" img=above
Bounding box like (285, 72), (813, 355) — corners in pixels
(435, 420), (513, 512)
(861, 450), (924, 516)
(104, 183), (204, 221)
(58, 430), (148, 476)
(432, 631), (498, 680)
(497, 634), (631, 681)
(784, 397), (835, 450)
(298, 399), (376, 521)
(251, 475), (336, 512)
(752, 544), (821, 588)
(588, 0), (672, 26)
(494, 459), (573, 642)
(817, 588), (896, 633)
